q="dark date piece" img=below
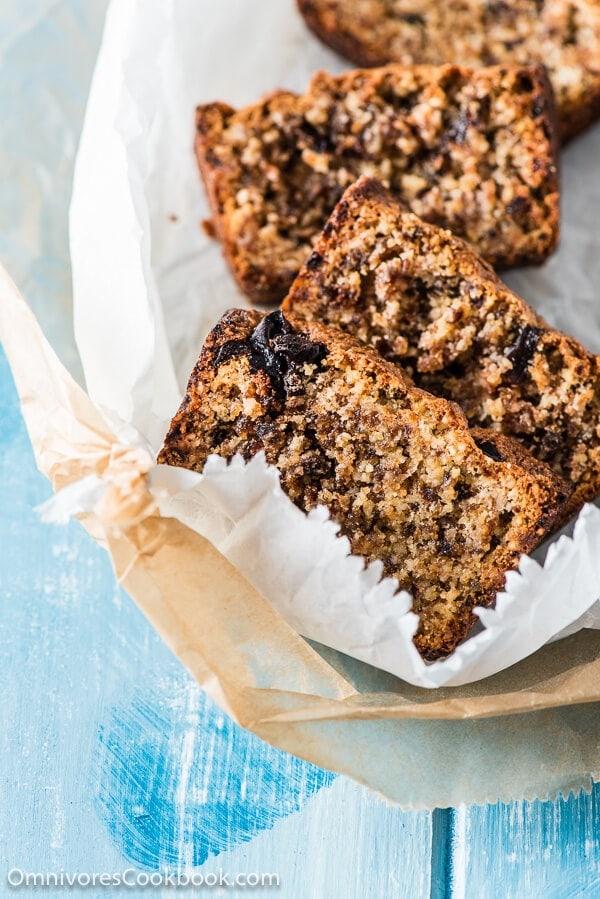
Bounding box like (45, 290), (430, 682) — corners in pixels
(213, 311), (328, 398)
(474, 439), (505, 462)
(504, 324), (541, 384)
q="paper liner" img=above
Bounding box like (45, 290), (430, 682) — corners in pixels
(2, 0), (600, 807)
(68, 0), (600, 688)
(145, 456), (600, 688)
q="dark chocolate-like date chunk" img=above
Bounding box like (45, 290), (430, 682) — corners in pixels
(504, 325), (541, 384)
(213, 311), (328, 398)
(475, 438), (505, 462)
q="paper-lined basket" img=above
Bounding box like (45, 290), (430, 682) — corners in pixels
(2, 0), (600, 807)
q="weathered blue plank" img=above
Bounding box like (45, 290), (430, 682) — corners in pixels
(94, 687), (335, 869)
(450, 791), (600, 898)
(431, 809), (454, 899)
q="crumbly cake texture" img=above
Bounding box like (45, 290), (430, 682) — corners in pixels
(283, 176), (600, 519)
(297, 0), (600, 141)
(195, 64), (559, 305)
(158, 308), (566, 659)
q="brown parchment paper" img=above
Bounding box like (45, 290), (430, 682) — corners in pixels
(2, 264), (600, 809)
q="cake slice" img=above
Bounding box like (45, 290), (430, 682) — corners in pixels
(158, 308), (567, 659)
(283, 176), (600, 519)
(196, 63), (559, 305)
(297, 0), (600, 141)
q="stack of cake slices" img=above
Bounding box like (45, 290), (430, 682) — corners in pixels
(297, 0), (600, 142)
(159, 57), (600, 658)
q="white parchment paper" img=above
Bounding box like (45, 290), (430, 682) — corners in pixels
(68, 0), (600, 688)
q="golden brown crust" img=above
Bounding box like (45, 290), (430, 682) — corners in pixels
(195, 63), (559, 305)
(196, 99), (303, 304)
(158, 308), (566, 658)
(283, 176), (600, 521)
(297, 0), (600, 142)
(469, 428), (571, 512)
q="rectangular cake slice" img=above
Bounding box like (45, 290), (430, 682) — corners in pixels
(158, 309), (566, 659)
(196, 63), (559, 305)
(283, 176), (600, 519)
(298, 0), (600, 141)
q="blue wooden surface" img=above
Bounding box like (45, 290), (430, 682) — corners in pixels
(2, 3), (600, 897)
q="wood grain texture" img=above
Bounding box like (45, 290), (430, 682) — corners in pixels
(453, 791), (600, 898)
